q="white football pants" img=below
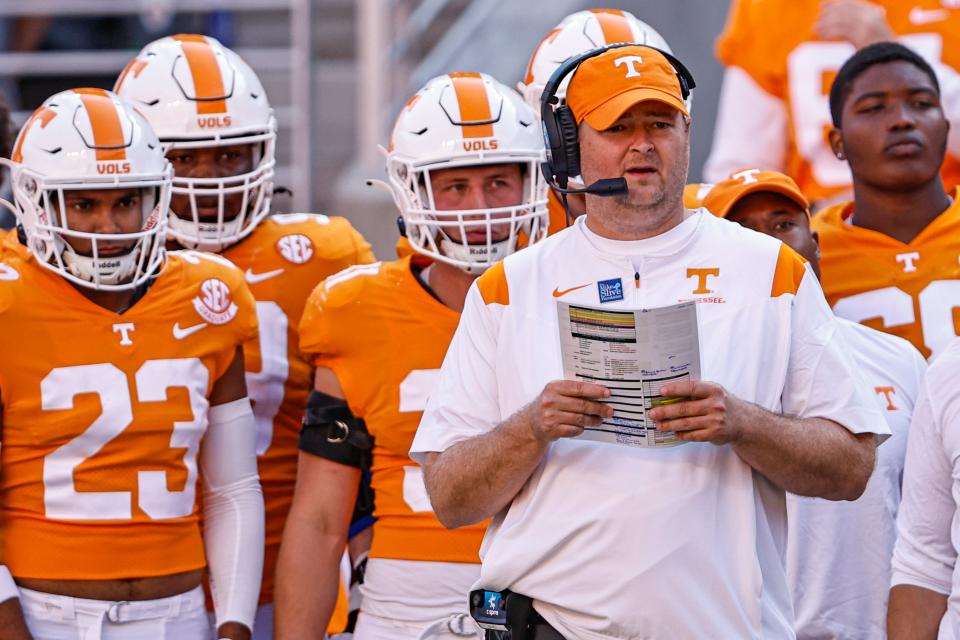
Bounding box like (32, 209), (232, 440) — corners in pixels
(353, 611), (480, 640)
(19, 585), (210, 640)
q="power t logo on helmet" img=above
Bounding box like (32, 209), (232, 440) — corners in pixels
(115, 34), (276, 252)
(376, 72), (548, 273)
(2, 88), (171, 290)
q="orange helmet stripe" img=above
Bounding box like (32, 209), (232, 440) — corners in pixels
(523, 28), (562, 85)
(74, 88), (127, 162)
(448, 73), (494, 139)
(174, 34), (228, 115)
(114, 58), (148, 92)
(12, 107), (57, 163)
(592, 9), (634, 45)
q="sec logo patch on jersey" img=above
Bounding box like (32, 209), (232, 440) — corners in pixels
(193, 277), (238, 325)
(276, 234), (315, 265)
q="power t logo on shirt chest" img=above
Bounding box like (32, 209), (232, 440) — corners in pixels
(684, 267), (725, 304)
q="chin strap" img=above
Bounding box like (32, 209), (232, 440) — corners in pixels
(167, 213), (245, 252)
(437, 236), (514, 274)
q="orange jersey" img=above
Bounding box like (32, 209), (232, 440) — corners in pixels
(0, 246), (257, 580)
(812, 195), (960, 359)
(716, 0), (960, 203)
(299, 257), (486, 563)
(221, 213), (374, 605)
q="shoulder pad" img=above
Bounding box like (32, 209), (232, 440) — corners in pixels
(316, 262), (383, 309)
(268, 214), (368, 261)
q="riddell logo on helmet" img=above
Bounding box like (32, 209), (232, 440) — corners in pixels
(97, 162), (131, 175)
(462, 139), (498, 152)
(198, 115), (233, 129)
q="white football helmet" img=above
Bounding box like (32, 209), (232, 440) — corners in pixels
(379, 72), (548, 273)
(518, 9), (674, 111)
(1, 88), (171, 290)
(114, 34), (276, 251)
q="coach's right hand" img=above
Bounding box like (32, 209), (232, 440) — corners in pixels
(521, 380), (614, 443)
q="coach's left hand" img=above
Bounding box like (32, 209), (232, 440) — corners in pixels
(648, 380), (748, 445)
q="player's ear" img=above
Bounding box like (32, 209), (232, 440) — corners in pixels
(827, 128), (845, 161)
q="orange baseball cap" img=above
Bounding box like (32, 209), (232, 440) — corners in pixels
(703, 168), (810, 219)
(567, 45), (688, 130)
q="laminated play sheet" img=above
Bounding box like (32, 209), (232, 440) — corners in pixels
(557, 300), (701, 448)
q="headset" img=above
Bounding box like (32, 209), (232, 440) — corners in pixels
(539, 42), (696, 202)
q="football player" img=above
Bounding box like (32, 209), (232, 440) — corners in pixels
(517, 8), (706, 231)
(275, 72), (547, 639)
(0, 88), (262, 639)
(812, 41), (959, 359)
(113, 35), (375, 639)
(705, 168), (927, 639)
(707, 0), (960, 208)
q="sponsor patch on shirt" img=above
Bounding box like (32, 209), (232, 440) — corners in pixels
(597, 277), (624, 303)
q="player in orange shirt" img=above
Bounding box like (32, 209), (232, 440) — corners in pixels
(707, 0), (960, 208)
(0, 89), (263, 639)
(113, 34), (375, 639)
(275, 72), (548, 639)
(812, 41), (960, 359)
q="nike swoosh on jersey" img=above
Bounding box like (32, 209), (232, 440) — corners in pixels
(245, 267), (285, 284)
(552, 283), (591, 298)
(172, 322), (209, 340)
(910, 7), (948, 24)
(0, 264), (19, 281)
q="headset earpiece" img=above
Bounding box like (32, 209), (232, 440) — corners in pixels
(555, 105), (581, 179)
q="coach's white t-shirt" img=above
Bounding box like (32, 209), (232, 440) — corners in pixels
(891, 337), (960, 640)
(787, 319), (926, 639)
(411, 211), (888, 640)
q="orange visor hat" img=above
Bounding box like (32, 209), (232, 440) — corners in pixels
(703, 169), (810, 219)
(566, 45), (688, 130)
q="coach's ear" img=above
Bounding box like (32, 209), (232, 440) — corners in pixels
(828, 127), (846, 161)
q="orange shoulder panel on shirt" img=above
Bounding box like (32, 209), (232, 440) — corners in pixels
(771, 243), (807, 297)
(477, 261), (510, 305)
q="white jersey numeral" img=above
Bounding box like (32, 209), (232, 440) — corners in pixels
(833, 280), (960, 358)
(245, 301), (290, 455)
(41, 359), (208, 521)
(398, 368), (441, 513)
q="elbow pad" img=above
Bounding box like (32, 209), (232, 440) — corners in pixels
(299, 390), (373, 469)
(201, 398), (264, 632)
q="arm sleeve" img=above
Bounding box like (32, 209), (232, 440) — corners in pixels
(781, 267), (890, 437)
(703, 66), (789, 182)
(409, 282), (503, 463)
(201, 397), (265, 631)
(891, 368), (959, 594)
